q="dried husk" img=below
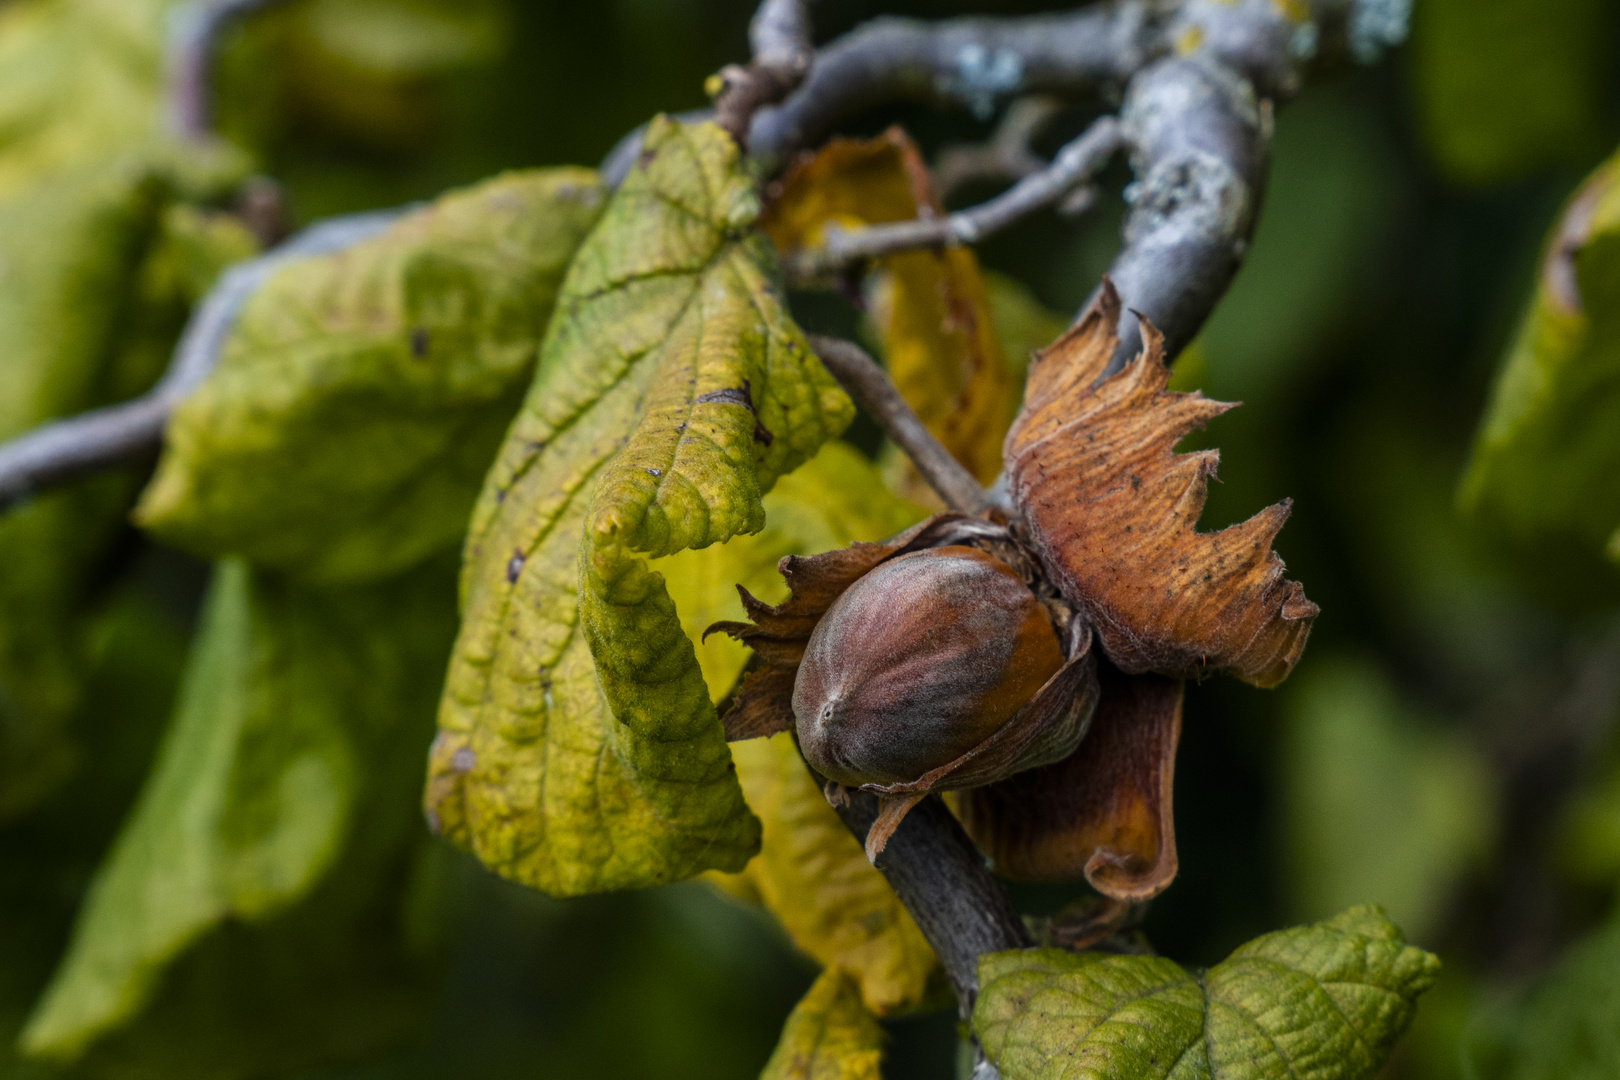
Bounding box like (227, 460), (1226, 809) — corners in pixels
(956, 664), (1182, 900)
(1003, 281), (1317, 688)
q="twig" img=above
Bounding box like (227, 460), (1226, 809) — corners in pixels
(787, 116), (1122, 283)
(0, 209), (406, 512)
(830, 785), (1032, 1010)
(807, 335), (990, 516)
(713, 0), (815, 148)
(747, 6), (1157, 173)
(167, 0), (294, 140)
(933, 95), (1066, 204)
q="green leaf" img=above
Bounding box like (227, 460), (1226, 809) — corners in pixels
(426, 116), (851, 897)
(761, 968), (886, 1080)
(1459, 148), (1620, 561)
(1463, 917), (1620, 1080)
(20, 558), (457, 1075)
(974, 906), (1440, 1080)
(137, 168), (605, 583)
(1411, 0), (1611, 186)
(0, 163), (250, 822)
(1281, 655), (1494, 942)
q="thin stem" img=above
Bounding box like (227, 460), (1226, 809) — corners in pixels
(807, 335), (991, 517)
(933, 95), (1066, 204)
(788, 116), (1123, 282)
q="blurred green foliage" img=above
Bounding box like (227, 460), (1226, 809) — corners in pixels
(1, 0), (1620, 1078)
(1411, 0), (1613, 186)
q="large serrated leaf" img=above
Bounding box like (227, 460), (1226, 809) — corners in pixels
(137, 168), (605, 583)
(20, 559), (456, 1076)
(761, 968), (886, 1080)
(974, 906), (1439, 1080)
(426, 117), (851, 897)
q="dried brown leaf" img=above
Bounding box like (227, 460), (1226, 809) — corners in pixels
(957, 665), (1182, 899)
(1003, 281), (1318, 688)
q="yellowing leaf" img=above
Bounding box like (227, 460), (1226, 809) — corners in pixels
(714, 733), (939, 1016)
(426, 118), (851, 897)
(21, 558), (456, 1074)
(983, 268), (1068, 418)
(761, 968), (886, 1080)
(761, 129), (1013, 487)
(975, 906), (1440, 1080)
(137, 168), (605, 583)
(658, 440), (927, 701)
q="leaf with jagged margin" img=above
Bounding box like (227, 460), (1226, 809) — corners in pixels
(425, 117), (852, 897)
(137, 168), (605, 583)
(975, 906), (1439, 1080)
(1460, 147), (1620, 563)
(760, 129), (1013, 489)
(1412, 0), (1609, 186)
(20, 558), (456, 1076)
(712, 733), (940, 1016)
(761, 968), (886, 1080)
(658, 440), (927, 703)
(0, 164), (256, 823)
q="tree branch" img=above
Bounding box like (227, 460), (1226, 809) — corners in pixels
(714, 0), (815, 147)
(167, 0), (294, 140)
(747, 5), (1157, 173)
(786, 115), (1123, 283)
(1101, 55), (1269, 371)
(807, 335), (990, 516)
(0, 210), (405, 511)
(830, 787), (1031, 1012)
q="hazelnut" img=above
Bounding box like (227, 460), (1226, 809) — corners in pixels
(792, 545), (1065, 789)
